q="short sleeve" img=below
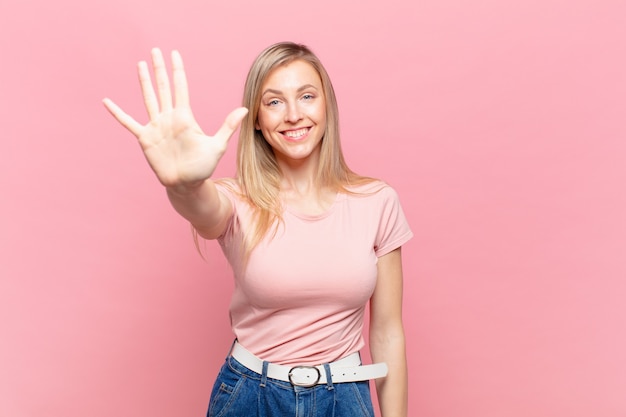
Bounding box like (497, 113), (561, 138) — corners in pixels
(214, 181), (239, 243)
(374, 186), (413, 257)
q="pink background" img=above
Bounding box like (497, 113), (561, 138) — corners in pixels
(1, 0), (625, 416)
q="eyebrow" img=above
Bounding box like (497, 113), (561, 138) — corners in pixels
(261, 84), (319, 97)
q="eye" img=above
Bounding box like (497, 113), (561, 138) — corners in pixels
(302, 94), (315, 101)
(267, 99), (281, 106)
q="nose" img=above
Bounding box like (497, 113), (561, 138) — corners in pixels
(285, 101), (303, 123)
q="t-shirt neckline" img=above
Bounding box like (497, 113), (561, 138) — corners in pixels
(283, 192), (346, 221)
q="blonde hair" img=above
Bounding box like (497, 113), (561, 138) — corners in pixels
(233, 42), (375, 256)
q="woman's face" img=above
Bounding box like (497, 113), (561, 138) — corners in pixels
(255, 60), (327, 164)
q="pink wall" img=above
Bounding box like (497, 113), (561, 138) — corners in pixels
(2, 0), (625, 416)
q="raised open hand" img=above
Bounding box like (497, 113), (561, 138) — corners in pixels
(103, 48), (248, 189)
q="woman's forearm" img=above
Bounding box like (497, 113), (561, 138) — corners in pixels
(166, 179), (231, 239)
(371, 330), (408, 417)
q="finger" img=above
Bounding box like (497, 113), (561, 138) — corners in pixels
(137, 61), (159, 120)
(171, 50), (190, 108)
(214, 107), (249, 144)
(102, 98), (143, 137)
(151, 48), (173, 112)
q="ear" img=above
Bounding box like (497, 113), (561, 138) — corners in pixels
(255, 120), (260, 130)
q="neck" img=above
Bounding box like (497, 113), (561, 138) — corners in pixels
(276, 150), (323, 197)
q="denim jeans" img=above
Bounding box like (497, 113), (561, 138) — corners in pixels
(207, 355), (375, 417)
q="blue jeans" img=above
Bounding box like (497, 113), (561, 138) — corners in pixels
(207, 355), (375, 417)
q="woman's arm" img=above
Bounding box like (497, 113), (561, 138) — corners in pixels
(166, 180), (233, 239)
(370, 247), (408, 417)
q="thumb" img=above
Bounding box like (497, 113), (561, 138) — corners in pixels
(214, 107), (249, 143)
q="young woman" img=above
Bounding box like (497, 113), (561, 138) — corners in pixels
(103, 42), (412, 417)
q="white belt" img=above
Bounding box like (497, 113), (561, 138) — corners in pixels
(230, 341), (388, 387)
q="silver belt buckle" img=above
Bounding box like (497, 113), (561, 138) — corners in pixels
(288, 365), (321, 387)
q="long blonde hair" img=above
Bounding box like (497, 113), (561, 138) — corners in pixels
(232, 42), (375, 256)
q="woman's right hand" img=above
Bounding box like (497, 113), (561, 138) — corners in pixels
(103, 48), (248, 192)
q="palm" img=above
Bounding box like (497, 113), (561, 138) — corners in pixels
(138, 107), (222, 186)
(103, 49), (247, 187)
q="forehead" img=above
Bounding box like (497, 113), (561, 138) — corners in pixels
(261, 60), (322, 92)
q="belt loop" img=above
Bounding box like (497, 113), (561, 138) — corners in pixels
(323, 363), (334, 391)
(260, 360), (269, 388)
(226, 339), (237, 360)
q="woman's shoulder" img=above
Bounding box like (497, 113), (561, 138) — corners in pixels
(215, 178), (243, 196)
(343, 178), (396, 196)
(215, 178), (253, 211)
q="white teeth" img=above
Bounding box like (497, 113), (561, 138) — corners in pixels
(284, 128), (308, 138)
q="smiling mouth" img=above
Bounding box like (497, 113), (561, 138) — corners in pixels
(283, 127), (310, 139)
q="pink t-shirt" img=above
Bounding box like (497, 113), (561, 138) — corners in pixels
(216, 181), (413, 365)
